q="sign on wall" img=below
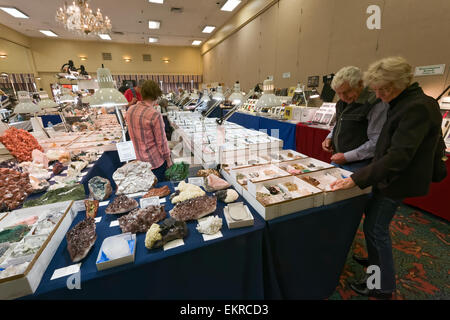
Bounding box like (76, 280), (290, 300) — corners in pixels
(414, 64), (445, 76)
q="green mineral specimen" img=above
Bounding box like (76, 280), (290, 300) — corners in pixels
(23, 184), (86, 208)
(0, 225), (31, 244)
(165, 162), (189, 181)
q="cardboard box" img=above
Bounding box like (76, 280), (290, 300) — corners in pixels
(223, 203), (254, 229)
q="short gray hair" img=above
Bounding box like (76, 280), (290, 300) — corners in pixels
(331, 66), (363, 90)
(363, 56), (413, 90)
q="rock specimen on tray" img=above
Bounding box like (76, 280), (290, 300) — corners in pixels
(170, 181), (205, 204)
(88, 176), (112, 201)
(144, 217), (188, 249)
(0, 127), (43, 162)
(113, 161), (157, 195)
(23, 184), (86, 208)
(52, 161), (64, 175)
(170, 195), (217, 221)
(215, 189), (239, 203)
(105, 195), (139, 214)
(32, 149), (49, 169)
(196, 215), (223, 235)
(84, 199), (99, 218)
(18, 162), (52, 180)
(0, 168), (33, 212)
(300, 176), (321, 187)
(66, 217), (97, 263)
(0, 225), (31, 244)
(142, 185), (171, 199)
(118, 205), (166, 233)
(196, 169), (221, 178)
(29, 176), (50, 194)
(203, 174), (231, 192)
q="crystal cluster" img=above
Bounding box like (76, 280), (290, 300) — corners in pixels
(113, 161), (157, 195)
(66, 217), (97, 263)
(144, 218), (188, 249)
(196, 215), (223, 235)
(170, 195), (217, 221)
(118, 205), (166, 233)
(105, 195), (138, 214)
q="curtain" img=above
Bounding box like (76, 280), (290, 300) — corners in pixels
(112, 74), (202, 93)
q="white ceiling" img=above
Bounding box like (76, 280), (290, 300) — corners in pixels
(0, 0), (248, 46)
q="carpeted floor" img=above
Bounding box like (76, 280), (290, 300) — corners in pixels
(329, 204), (450, 300)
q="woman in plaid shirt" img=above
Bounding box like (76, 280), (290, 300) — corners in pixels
(126, 80), (173, 182)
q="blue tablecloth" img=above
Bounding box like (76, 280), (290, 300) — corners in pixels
(226, 112), (297, 150)
(22, 181), (266, 300)
(41, 115), (62, 128)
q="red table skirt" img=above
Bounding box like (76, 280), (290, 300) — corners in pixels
(295, 123), (332, 163)
(404, 158), (450, 221)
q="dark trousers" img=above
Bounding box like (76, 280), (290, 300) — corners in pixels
(363, 191), (401, 292)
(152, 161), (167, 183)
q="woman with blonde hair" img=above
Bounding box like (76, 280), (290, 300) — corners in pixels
(331, 56), (446, 299)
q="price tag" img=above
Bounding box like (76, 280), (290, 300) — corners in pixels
(188, 177), (204, 187)
(163, 239), (184, 251)
(110, 220), (119, 227)
(50, 263), (81, 280)
(99, 201), (109, 207)
(116, 141), (137, 162)
(140, 196), (160, 208)
(94, 217), (102, 223)
(202, 231), (223, 241)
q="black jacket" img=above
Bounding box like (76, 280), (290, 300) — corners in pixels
(351, 82), (446, 199)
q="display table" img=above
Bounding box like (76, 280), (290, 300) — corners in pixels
(21, 181), (267, 300)
(295, 123), (332, 163)
(226, 111), (297, 150)
(403, 156), (450, 221)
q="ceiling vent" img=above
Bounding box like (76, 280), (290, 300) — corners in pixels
(170, 7), (183, 13)
(143, 54), (152, 62)
(102, 52), (112, 61)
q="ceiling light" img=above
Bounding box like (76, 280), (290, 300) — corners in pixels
(0, 7), (29, 19)
(149, 37), (159, 43)
(192, 40), (202, 46)
(149, 20), (161, 29)
(202, 26), (216, 33)
(40, 30), (58, 37)
(149, 0), (164, 3)
(99, 34), (111, 40)
(221, 0), (242, 12)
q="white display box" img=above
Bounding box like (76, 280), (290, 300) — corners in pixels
(244, 175), (323, 220)
(278, 157), (334, 175)
(258, 149), (308, 163)
(298, 168), (372, 205)
(0, 201), (76, 300)
(220, 168), (243, 195)
(223, 204), (254, 229)
(230, 164), (291, 185)
(96, 233), (136, 271)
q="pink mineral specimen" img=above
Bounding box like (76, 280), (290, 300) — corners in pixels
(32, 149), (49, 169)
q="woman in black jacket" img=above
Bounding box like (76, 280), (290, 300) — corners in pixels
(331, 56), (446, 299)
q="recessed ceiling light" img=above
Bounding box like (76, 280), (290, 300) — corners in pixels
(202, 26), (216, 33)
(149, 37), (159, 43)
(192, 40), (202, 46)
(99, 34), (112, 40)
(221, 0), (241, 12)
(39, 30), (58, 37)
(0, 7), (29, 19)
(149, 0), (164, 3)
(148, 20), (161, 29)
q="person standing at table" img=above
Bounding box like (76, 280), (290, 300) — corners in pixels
(331, 57), (447, 299)
(321, 66), (388, 172)
(126, 80), (173, 182)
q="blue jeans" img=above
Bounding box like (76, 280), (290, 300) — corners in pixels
(152, 161), (167, 183)
(331, 159), (372, 173)
(363, 191), (401, 292)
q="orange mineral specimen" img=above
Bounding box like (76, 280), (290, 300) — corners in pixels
(0, 127), (43, 162)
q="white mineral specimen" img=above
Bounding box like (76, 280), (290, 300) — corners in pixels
(102, 236), (130, 260)
(171, 181), (205, 204)
(113, 161), (157, 195)
(196, 215), (223, 235)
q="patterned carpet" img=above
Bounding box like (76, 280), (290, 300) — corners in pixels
(329, 204), (450, 300)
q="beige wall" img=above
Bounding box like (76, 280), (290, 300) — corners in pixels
(0, 24), (36, 75)
(203, 0), (450, 99)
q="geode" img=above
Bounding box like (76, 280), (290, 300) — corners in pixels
(66, 217), (97, 263)
(118, 205), (166, 233)
(169, 195), (217, 221)
(113, 161), (157, 195)
(88, 176), (112, 201)
(144, 217), (188, 249)
(105, 195), (139, 214)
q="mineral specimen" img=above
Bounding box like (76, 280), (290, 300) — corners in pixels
(300, 176), (321, 187)
(203, 174), (231, 192)
(52, 161), (64, 175)
(18, 162), (52, 180)
(0, 127), (43, 162)
(170, 195), (217, 221)
(144, 218), (188, 249)
(0, 261), (30, 279)
(118, 205), (166, 233)
(88, 176), (112, 201)
(284, 182), (299, 192)
(196, 215), (223, 235)
(196, 169), (221, 178)
(102, 236), (130, 260)
(113, 161), (157, 195)
(11, 235), (47, 258)
(142, 185), (171, 199)
(66, 217), (97, 263)
(29, 176), (50, 193)
(215, 189), (239, 203)
(105, 195), (138, 214)
(84, 199), (99, 218)
(0, 168), (33, 212)
(170, 181), (205, 204)
(32, 149), (49, 169)
(0, 225), (31, 244)
(23, 184), (86, 208)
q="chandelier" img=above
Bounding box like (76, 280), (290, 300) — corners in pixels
(56, 0), (112, 35)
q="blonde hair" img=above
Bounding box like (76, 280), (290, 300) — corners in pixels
(363, 56), (413, 90)
(331, 66), (362, 90)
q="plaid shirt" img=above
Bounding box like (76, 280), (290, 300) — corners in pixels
(126, 101), (171, 169)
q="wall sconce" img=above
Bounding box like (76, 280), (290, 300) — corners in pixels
(162, 58), (170, 64)
(0, 54), (7, 59)
(124, 57), (132, 62)
(36, 77), (41, 80)
(80, 56), (88, 61)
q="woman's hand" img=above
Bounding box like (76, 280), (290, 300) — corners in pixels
(330, 177), (356, 191)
